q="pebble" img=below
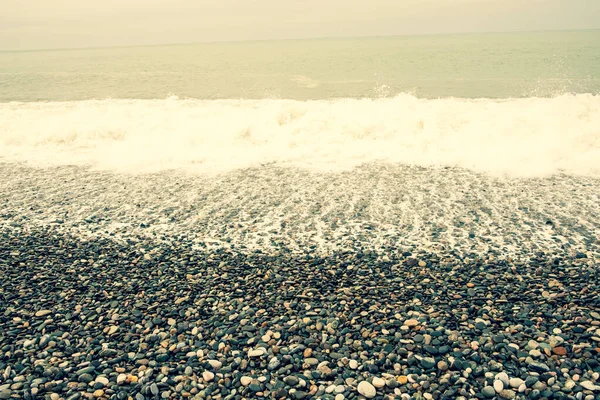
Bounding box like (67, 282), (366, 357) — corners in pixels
(268, 356), (281, 370)
(96, 376), (109, 386)
(1, 222), (599, 400)
(420, 357), (435, 369)
(284, 376), (300, 386)
(372, 377), (385, 389)
(357, 381), (376, 398)
(482, 386), (496, 398)
(240, 376), (253, 386)
(499, 389), (516, 399)
(495, 372), (509, 387)
(552, 346), (567, 355)
(509, 378), (524, 388)
(437, 360), (448, 371)
(580, 381), (598, 391)
(494, 379), (504, 393)
(248, 348), (266, 357)
(202, 371), (214, 382)
(34, 310), (52, 317)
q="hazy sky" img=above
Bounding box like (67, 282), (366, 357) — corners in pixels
(1, 0), (599, 50)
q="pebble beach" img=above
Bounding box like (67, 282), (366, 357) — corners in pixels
(1, 30), (600, 400)
(1, 163), (599, 400)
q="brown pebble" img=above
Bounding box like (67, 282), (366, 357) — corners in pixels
(552, 347), (567, 356)
(466, 283), (475, 288)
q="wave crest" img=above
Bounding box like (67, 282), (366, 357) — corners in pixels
(1, 94), (599, 176)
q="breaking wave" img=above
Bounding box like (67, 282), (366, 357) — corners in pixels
(1, 93), (599, 176)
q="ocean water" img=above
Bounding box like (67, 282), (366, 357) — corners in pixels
(1, 31), (599, 257)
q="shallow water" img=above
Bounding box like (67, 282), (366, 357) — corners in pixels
(1, 163), (598, 260)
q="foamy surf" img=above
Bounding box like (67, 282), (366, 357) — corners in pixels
(1, 93), (599, 177)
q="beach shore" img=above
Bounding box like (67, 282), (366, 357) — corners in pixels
(1, 227), (599, 400)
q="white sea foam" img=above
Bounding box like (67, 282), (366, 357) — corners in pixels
(1, 94), (599, 176)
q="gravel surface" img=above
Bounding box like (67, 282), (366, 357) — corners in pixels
(1, 228), (599, 400)
(1, 162), (599, 399)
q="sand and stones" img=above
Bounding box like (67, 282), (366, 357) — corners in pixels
(1, 227), (599, 399)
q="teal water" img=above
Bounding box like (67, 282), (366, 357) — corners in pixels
(1, 30), (599, 102)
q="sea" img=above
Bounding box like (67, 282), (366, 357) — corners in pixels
(1, 30), (599, 258)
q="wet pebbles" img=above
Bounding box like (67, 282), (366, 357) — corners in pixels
(1, 228), (599, 399)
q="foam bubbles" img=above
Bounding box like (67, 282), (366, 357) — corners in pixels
(1, 94), (599, 176)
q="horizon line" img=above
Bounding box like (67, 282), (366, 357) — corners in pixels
(1, 27), (598, 53)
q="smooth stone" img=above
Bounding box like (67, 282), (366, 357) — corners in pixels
(494, 380), (504, 393)
(202, 371), (214, 382)
(95, 376), (109, 387)
(240, 376), (252, 386)
(482, 386), (496, 398)
(349, 360), (358, 370)
(292, 391), (307, 399)
(580, 381), (598, 391)
(248, 349), (265, 357)
(372, 377), (385, 389)
(437, 360), (448, 371)
(117, 374), (127, 385)
(509, 378), (524, 388)
(150, 383), (159, 396)
(420, 357), (435, 369)
(35, 310), (52, 317)
(495, 372), (510, 387)
(528, 361), (550, 372)
(249, 383), (262, 392)
(530, 349), (542, 357)
(268, 357), (281, 370)
(404, 319), (419, 327)
(76, 366), (95, 375)
(499, 389), (516, 399)
(284, 376), (300, 387)
(357, 381), (376, 399)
